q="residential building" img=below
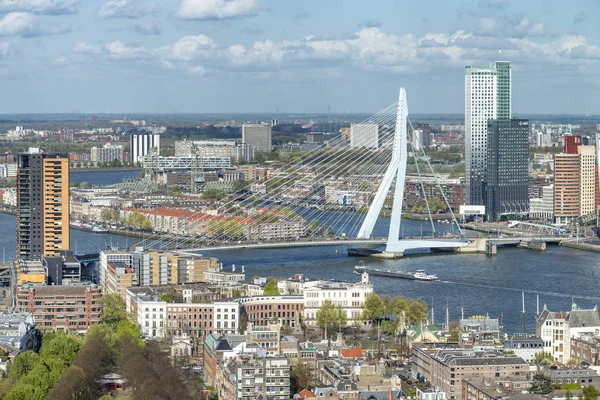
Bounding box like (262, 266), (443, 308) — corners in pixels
(17, 149), (70, 260)
(405, 178), (465, 212)
(0, 163), (17, 178)
(236, 356), (291, 399)
(90, 143), (124, 164)
(570, 333), (600, 366)
(16, 284), (102, 334)
(411, 344), (528, 399)
(242, 124), (272, 152)
(42, 250), (81, 285)
(503, 334), (545, 363)
(303, 272), (373, 326)
(237, 296), (304, 329)
(486, 119), (529, 220)
(462, 377), (532, 400)
(105, 262), (134, 300)
(204, 267), (245, 284)
(465, 61), (511, 206)
(350, 123), (379, 150)
(99, 249), (131, 292)
(529, 185), (554, 221)
(418, 387), (447, 400)
(174, 139), (255, 163)
(458, 317), (501, 348)
(130, 132), (160, 162)
(541, 365), (600, 389)
(0, 314), (39, 357)
(536, 305), (600, 363)
(203, 334), (234, 388)
(553, 138), (597, 225)
(15, 259), (45, 285)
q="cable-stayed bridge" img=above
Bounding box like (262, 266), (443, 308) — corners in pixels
(140, 88), (470, 256)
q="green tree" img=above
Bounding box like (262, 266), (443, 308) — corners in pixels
(531, 351), (554, 365)
(101, 293), (129, 326)
(361, 293), (386, 323)
(222, 220), (243, 238)
(291, 360), (314, 393)
(316, 299), (347, 339)
(231, 290), (242, 298)
(160, 293), (175, 303)
(202, 189), (227, 200)
(263, 279), (279, 296)
(530, 374), (554, 395)
(115, 320), (144, 349)
(207, 219), (226, 236)
(583, 385), (599, 400)
(4, 383), (46, 400)
(8, 351), (40, 380)
(407, 299), (428, 325)
(427, 197), (447, 213)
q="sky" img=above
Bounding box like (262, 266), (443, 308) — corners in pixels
(0, 0), (598, 114)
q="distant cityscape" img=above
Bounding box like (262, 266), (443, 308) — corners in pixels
(0, 57), (598, 400)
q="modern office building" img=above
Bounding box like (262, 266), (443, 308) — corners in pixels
(17, 149), (70, 260)
(242, 124), (272, 152)
(42, 250), (81, 285)
(485, 119), (529, 220)
(350, 123), (379, 150)
(130, 133), (160, 162)
(465, 60), (511, 206)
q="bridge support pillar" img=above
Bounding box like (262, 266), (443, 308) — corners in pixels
(371, 251), (404, 259)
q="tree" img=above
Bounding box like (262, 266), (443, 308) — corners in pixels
(160, 293), (175, 303)
(101, 293), (129, 326)
(427, 197), (447, 213)
(202, 189), (227, 201)
(361, 293), (386, 323)
(531, 351), (554, 365)
(448, 321), (459, 342)
(530, 374), (554, 395)
(46, 366), (87, 400)
(263, 279), (279, 296)
(8, 351), (40, 380)
(407, 299), (428, 325)
(291, 361), (314, 393)
(316, 299), (347, 339)
(4, 384), (46, 400)
(583, 385), (599, 400)
(222, 220), (243, 238)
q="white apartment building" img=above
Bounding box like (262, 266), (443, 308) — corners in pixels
(90, 144), (124, 164)
(536, 305), (600, 363)
(464, 61), (511, 206)
(174, 139), (255, 163)
(213, 300), (240, 336)
(529, 185), (554, 220)
(137, 299), (167, 339)
(350, 123), (379, 150)
(130, 133), (160, 162)
(0, 163), (17, 178)
(303, 272), (373, 326)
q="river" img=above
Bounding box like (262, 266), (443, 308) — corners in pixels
(5, 170), (599, 335)
(70, 170), (140, 186)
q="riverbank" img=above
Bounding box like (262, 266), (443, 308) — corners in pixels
(560, 241), (600, 253)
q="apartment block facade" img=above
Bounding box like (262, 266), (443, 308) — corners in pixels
(17, 149), (70, 260)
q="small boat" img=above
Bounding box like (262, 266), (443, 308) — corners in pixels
(92, 225), (109, 234)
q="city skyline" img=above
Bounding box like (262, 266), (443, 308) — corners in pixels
(0, 0), (597, 114)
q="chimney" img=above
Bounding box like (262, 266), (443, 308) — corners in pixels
(388, 389), (393, 400)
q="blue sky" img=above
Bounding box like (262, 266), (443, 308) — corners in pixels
(0, 0), (598, 114)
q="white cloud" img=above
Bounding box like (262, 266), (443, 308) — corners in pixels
(97, 0), (153, 19)
(74, 41), (103, 54)
(156, 34), (216, 61)
(0, 0), (78, 15)
(177, 0), (261, 20)
(479, 17), (496, 34)
(74, 27), (600, 78)
(0, 12), (38, 37)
